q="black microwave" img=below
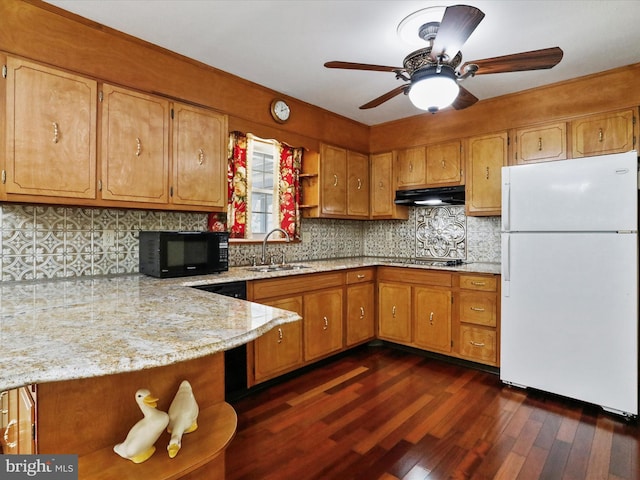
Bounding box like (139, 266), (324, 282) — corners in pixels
(139, 231), (229, 278)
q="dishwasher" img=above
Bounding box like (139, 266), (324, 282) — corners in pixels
(192, 281), (248, 401)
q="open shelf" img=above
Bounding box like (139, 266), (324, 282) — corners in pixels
(79, 401), (236, 480)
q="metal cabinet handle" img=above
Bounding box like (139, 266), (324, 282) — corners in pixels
(471, 281), (486, 286)
(470, 341), (486, 347)
(485, 167), (490, 180)
(357, 274), (365, 279)
(538, 137), (543, 151)
(598, 128), (604, 142)
(52, 122), (59, 143)
(429, 312), (434, 325)
(470, 307), (486, 312)
(409, 162), (413, 172)
(359, 306), (365, 319)
(392, 306), (396, 318)
(323, 316), (329, 330)
(4, 419), (17, 448)
(198, 148), (205, 165)
(333, 174), (338, 187)
(357, 178), (362, 190)
(379, 181), (384, 188)
(135, 137), (142, 157)
(441, 159), (445, 168)
(277, 327), (283, 344)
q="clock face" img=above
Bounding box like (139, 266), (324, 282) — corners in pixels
(271, 99), (290, 123)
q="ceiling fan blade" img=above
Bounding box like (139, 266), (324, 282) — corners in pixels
(451, 85), (479, 110)
(359, 85), (408, 109)
(324, 61), (403, 73)
(430, 5), (485, 61)
(466, 47), (564, 75)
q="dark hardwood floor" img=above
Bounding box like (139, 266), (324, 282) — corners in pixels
(226, 345), (639, 480)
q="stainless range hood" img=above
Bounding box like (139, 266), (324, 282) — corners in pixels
(394, 185), (465, 206)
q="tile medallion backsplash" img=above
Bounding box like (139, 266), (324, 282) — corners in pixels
(415, 206), (466, 260)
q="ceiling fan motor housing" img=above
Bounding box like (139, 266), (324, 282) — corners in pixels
(403, 48), (462, 75)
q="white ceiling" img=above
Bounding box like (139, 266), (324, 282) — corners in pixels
(45, 0), (640, 126)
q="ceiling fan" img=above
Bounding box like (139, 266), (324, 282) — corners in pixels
(324, 4), (563, 113)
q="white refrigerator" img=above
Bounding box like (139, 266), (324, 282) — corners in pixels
(501, 151), (638, 417)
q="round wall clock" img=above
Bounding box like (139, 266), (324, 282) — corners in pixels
(270, 98), (291, 123)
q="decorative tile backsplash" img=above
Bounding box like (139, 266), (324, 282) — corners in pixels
(415, 206), (467, 260)
(0, 204), (500, 282)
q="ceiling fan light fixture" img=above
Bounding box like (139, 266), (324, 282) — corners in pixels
(408, 67), (459, 112)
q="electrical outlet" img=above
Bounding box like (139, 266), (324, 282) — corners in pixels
(102, 230), (115, 248)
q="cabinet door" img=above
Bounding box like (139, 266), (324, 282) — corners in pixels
(254, 297), (303, 382)
(1, 389), (18, 453)
(320, 144), (347, 215)
(414, 287), (451, 353)
(378, 282), (412, 343)
(459, 326), (497, 365)
(304, 288), (343, 361)
(466, 131), (508, 216)
(396, 146), (427, 188)
(100, 84), (170, 203)
(17, 387), (35, 454)
(171, 103), (227, 207)
(370, 152), (408, 220)
(346, 283), (375, 346)
(515, 122), (567, 164)
(347, 150), (370, 217)
(459, 291), (497, 327)
(571, 109), (636, 158)
(5, 57), (97, 199)
(426, 141), (463, 185)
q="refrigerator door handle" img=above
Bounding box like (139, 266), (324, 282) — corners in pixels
(503, 235), (510, 297)
(503, 182), (511, 231)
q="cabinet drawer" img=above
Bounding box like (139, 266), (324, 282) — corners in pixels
(459, 292), (496, 327)
(378, 267), (452, 287)
(346, 268), (375, 284)
(251, 271), (344, 300)
(459, 274), (497, 292)
(459, 326), (497, 365)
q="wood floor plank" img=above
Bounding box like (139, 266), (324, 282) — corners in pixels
(224, 347), (640, 480)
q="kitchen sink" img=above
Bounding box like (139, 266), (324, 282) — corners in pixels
(246, 264), (311, 273)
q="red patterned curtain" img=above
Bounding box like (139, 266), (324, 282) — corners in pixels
(208, 132), (302, 240)
(278, 144), (302, 240)
(208, 131), (248, 238)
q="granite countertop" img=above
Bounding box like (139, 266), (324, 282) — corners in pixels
(0, 256), (500, 392)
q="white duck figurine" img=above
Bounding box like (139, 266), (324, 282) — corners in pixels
(114, 389), (169, 463)
(166, 380), (200, 458)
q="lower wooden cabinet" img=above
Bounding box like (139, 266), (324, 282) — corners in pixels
(454, 274), (500, 366)
(304, 288), (343, 361)
(345, 269), (375, 346)
(413, 287), (452, 353)
(378, 282), (412, 343)
(0, 386), (36, 454)
(253, 296), (303, 383)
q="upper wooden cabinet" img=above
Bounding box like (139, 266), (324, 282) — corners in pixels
(347, 150), (370, 217)
(514, 122), (567, 165)
(570, 108), (637, 158)
(4, 57), (97, 199)
(2, 57), (227, 211)
(171, 103), (227, 208)
(370, 151), (408, 220)
(465, 131), (508, 216)
(395, 146), (426, 188)
(320, 143), (348, 216)
(307, 143), (369, 219)
(100, 84), (170, 203)
(425, 140), (463, 185)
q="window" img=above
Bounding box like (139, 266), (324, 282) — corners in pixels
(207, 131), (302, 242)
(247, 137), (279, 238)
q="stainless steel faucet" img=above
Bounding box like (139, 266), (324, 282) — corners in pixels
(261, 227), (291, 265)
